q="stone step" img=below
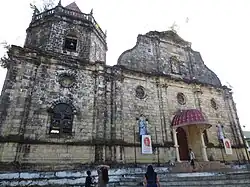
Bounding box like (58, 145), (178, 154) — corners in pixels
(117, 179), (250, 186)
(170, 161), (232, 173)
(1, 172), (250, 187)
(119, 171), (250, 181)
(1, 167), (249, 187)
(118, 185), (250, 187)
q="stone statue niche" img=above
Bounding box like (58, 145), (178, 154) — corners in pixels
(137, 115), (149, 142)
(170, 56), (181, 74)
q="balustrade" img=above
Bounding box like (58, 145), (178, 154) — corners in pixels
(32, 7), (106, 39)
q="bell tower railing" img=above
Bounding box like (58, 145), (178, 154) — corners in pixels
(31, 6), (106, 41)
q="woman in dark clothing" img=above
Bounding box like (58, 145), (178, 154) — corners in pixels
(97, 165), (110, 187)
(143, 165), (160, 187)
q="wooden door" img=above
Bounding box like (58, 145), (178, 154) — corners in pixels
(177, 127), (189, 160)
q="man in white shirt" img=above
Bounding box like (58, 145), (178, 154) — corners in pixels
(189, 148), (196, 170)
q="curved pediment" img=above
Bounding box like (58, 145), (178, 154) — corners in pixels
(117, 30), (221, 87)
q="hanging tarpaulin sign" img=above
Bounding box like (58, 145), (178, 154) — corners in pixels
(141, 135), (153, 154)
(223, 138), (233, 155)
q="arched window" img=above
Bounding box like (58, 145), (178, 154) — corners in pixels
(49, 103), (74, 134)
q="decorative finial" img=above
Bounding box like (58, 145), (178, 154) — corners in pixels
(58, 0), (62, 6)
(32, 8), (36, 16)
(32, 6), (39, 16)
(90, 8), (93, 15)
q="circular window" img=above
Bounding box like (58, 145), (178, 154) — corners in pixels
(136, 86), (146, 99)
(177, 93), (186, 105)
(211, 98), (218, 110)
(59, 74), (76, 88)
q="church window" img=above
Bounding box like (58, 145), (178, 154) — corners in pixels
(211, 98), (218, 110)
(59, 73), (76, 88)
(177, 92), (186, 105)
(136, 86), (146, 99)
(49, 103), (74, 134)
(170, 56), (181, 74)
(64, 35), (77, 51)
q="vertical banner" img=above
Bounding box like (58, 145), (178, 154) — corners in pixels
(223, 138), (233, 155)
(141, 135), (153, 154)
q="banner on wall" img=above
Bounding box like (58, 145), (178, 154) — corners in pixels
(223, 138), (233, 155)
(141, 135), (153, 154)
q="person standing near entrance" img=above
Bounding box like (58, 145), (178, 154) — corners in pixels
(189, 148), (196, 170)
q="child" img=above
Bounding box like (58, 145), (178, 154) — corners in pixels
(85, 170), (93, 187)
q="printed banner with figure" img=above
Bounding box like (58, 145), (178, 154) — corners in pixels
(223, 138), (233, 155)
(141, 135), (153, 154)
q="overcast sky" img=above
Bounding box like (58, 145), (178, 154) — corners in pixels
(0, 0), (250, 130)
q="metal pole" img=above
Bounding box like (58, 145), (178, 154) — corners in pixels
(219, 139), (225, 163)
(133, 126), (137, 165)
(155, 126), (160, 166)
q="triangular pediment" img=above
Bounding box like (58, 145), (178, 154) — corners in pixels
(65, 2), (82, 13)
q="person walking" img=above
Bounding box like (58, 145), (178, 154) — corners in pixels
(97, 165), (110, 187)
(143, 165), (160, 187)
(189, 148), (196, 170)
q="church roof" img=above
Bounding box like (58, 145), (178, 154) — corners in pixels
(65, 2), (82, 12)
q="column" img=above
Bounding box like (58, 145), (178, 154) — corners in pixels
(200, 131), (208, 161)
(173, 128), (180, 162)
(94, 62), (106, 162)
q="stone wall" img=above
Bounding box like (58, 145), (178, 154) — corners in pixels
(0, 143), (18, 162)
(111, 68), (245, 162)
(21, 144), (95, 164)
(118, 31), (221, 87)
(0, 44), (246, 166)
(89, 31), (106, 62)
(114, 30), (246, 163)
(0, 45), (104, 164)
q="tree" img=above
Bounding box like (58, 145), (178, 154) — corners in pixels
(0, 41), (11, 68)
(30, 0), (56, 14)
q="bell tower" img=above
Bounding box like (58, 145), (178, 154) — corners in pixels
(25, 1), (107, 62)
(0, 1), (108, 165)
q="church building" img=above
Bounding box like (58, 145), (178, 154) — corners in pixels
(0, 2), (247, 168)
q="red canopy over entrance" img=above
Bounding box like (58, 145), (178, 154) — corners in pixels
(172, 109), (211, 128)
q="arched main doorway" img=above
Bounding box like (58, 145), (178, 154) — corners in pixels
(176, 127), (189, 160)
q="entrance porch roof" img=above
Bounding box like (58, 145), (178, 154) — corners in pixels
(172, 109), (211, 128)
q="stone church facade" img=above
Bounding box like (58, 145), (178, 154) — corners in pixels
(0, 2), (247, 168)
